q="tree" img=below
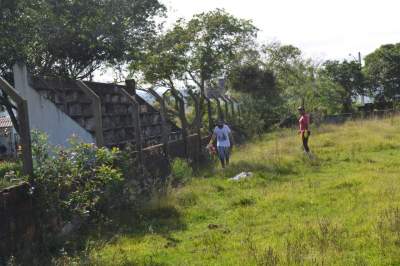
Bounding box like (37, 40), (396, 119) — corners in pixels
(131, 9), (258, 129)
(0, 0), (39, 77)
(0, 0), (164, 134)
(130, 24), (187, 90)
(133, 9), (257, 93)
(262, 42), (316, 113)
(228, 63), (277, 97)
(313, 73), (347, 114)
(180, 9), (258, 97)
(227, 63), (281, 129)
(321, 60), (364, 112)
(1, 0), (165, 80)
(364, 43), (400, 99)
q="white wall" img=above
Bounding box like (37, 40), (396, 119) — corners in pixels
(13, 63), (95, 147)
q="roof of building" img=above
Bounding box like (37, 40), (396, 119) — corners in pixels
(0, 116), (13, 128)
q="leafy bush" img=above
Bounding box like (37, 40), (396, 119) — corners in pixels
(31, 131), (124, 231)
(169, 158), (193, 186)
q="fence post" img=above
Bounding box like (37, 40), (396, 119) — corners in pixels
(76, 81), (104, 147)
(188, 90), (202, 166)
(147, 88), (170, 158)
(221, 96), (229, 123)
(125, 80), (144, 170)
(230, 97), (240, 122)
(0, 78), (33, 179)
(170, 89), (189, 158)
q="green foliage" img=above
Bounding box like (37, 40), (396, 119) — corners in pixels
(31, 130), (123, 223)
(237, 94), (274, 137)
(260, 42), (318, 113)
(1, 0), (165, 79)
(180, 9), (257, 93)
(228, 63), (277, 97)
(313, 74), (347, 114)
(132, 9), (258, 96)
(364, 43), (400, 100)
(169, 158), (193, 186)
(321, 60), (364, 112)
(0, 0), (38, 76)
(228, 62), (282, 136)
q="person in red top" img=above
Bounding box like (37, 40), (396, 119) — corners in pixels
(298, 106), (311, 153)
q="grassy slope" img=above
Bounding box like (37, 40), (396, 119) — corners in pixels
(87, 118), (400, 265)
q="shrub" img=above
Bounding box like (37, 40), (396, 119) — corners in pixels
(31, 131), (124, 238)
(169, 158), (193, 186)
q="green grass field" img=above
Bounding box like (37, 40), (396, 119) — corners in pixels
(77, 118), (400, 265)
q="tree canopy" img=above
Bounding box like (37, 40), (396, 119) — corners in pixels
(131, 9), (258, 96)
(364, 43), (400, 99)
(1, 0), (165, 79)
(321, 60), (364, 112)
(228, 63), (276, 97)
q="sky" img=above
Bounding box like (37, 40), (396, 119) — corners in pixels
(162, 0), (399, 61)
(96, 0), (399, 83)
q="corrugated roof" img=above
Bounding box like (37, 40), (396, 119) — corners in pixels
(0, 116), (13, 128)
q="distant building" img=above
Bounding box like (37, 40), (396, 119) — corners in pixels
(0, 115), (18, 157)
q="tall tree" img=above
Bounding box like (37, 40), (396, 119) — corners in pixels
(0, 0), (39, 77)
(262, 42), (316, 112)
(179, 9), (258, 97)
(1, 0), (165, 80)
(227, 63), (282, 130)
(0, 0), (164, 134)
(131, 9), (258, 120)
(228, 63), (277, 97)
(321, 60), (364, 112)
(364, 43), (400, 99)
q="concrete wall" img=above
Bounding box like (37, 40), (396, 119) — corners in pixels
(13, 64), (94, 147)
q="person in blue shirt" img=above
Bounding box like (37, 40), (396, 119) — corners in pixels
(208, 120), (234, 168)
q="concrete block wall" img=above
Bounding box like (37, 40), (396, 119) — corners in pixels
(26, 76), (182, 148)
(13, 65), (95, 147)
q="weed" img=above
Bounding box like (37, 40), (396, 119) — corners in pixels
(169, 158), (193, 186)
(233, 197), (256, 207)
(176, 191), (198, 207)
(258, 247), (280, 266)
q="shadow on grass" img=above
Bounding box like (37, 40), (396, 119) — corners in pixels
(101, 202), (187, 242)
(45, 199), (186, 265)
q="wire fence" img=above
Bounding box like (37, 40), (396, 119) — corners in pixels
(315, 109), (398, 125)
(272, 109), (400, 129)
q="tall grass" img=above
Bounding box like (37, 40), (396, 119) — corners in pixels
(61, 117), (400, 265)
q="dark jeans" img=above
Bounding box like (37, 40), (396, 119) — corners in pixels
(217, 146), (230, 167)
(302, 134), (310, 153)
